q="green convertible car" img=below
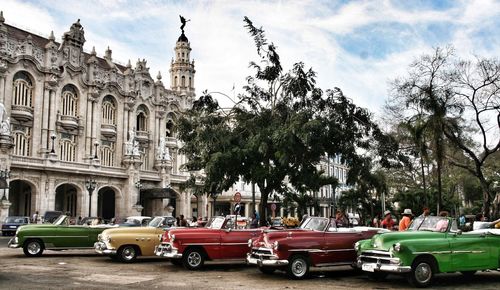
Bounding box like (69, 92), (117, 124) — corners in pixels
(8, 215), (115, 257)
(356, 216), (500, 287)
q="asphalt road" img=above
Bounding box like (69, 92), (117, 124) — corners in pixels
(1, 236), (500, 290)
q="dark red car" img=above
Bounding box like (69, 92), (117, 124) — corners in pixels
(155, 216), (263, 270)
(246, 217), (386, 279)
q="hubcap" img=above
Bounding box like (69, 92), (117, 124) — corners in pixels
(188, 252), (201, 267)
(28, 242), (41, 255)
(292, 258), (306, 277)
(415, 262), (432, 284)
(122, 247), (135, 260)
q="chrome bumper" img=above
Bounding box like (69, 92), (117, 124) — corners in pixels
(155, 243), (182, 259)
(8, 237), (20, 248)
(357, 259), (411, 273)
(94, 242), (117, 255)
(246, 253), (289, 267)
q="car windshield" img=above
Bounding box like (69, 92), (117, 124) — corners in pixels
(408, 216), (450, 232)
(5, 217), (28, 223)
(206, 217), (225, 229)
(53, 215), (69, 225)
(148, 217), (174, 227)
(299, 217), (329, 231)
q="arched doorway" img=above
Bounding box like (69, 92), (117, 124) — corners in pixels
(55, 184), (78, 217)
(8, 180), (34, 217)
(97, 187), (115, 220)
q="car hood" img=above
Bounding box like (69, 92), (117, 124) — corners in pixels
(102, 226), (162, 235)
(367, 231), (445, 251)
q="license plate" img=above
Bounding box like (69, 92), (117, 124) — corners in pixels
(362, 263), (376, 272)
(10, 226), (16, 228)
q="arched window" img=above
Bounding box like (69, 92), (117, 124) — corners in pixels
(100, 141), (115, 167)
(166, 119), (175, 137)
(174, 76), (178, 87)
(13, 127), (31, 156)
(136, 105), (148, 132)
(102, 96), (116, 125)
(59, 134), (76, 162)
(189, 77), (192, 88)
(181, 76), (186, 87)
(61, 85), (78, 117)
(12, 71), (33, 107)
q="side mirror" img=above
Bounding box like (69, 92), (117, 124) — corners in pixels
(225, 228), (232, 233)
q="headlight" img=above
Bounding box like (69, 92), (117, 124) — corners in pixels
(159, 234), (162, 242)
(171, 234), (175, 242)
(354, 241), (360, 251)
(248, 238), (252, 248)
(393, 243), (401, 252)
(273, 241), (279, 250)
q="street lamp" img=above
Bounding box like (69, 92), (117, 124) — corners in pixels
(93, 141), (99, 159)
(0, 169), (10, 201)
(85, 178), (96, 217)
(50, 134), (56, 154)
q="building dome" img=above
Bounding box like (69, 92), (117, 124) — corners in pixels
(177, 32), (188, 42)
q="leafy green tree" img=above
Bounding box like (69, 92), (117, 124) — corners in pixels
(178, 17), (398, 225)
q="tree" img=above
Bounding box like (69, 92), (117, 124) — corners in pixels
(178, 17), (397, 225)
(387, 47), (500, 217)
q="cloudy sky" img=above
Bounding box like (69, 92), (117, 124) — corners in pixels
(2, 0), (499, 115)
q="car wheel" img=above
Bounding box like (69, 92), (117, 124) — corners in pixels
(117, 245), (138, 263)
(367, 272), (388, 281)
(461, 271), (476, 278)
(170, 259), (183, 266)
(287, 255), (309, 279)
(259, 266), (276, 275)
(407, 258), (435, 288)
(182, 248), (205, 270)
(23, 239), (44, 257)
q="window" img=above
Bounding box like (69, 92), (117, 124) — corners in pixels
(101, 96), (116, 125)
(59, 134), (76, 162)
(174, 76), (178, 87)
(13, 71), (33, 107)
(61, 85), (78, 117)
(13, 127), (31, 156)
(181, 76), (186, 87)
(166, 119), (175, 137)
(100, 141), (115, 167)
(136, 105), (148, 132)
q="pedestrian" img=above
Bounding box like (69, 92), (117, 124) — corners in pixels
(31, 211), (39, 224)
(419, 206), (431, 218)
(179, 214), (188, 227)
(372, 214), (381, 227)
(175, 217), (180, 226)
(380, 210), (395, 230)
(399, 209), (413, 231)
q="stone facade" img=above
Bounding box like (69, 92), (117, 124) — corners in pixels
(0, 14), (200, 222)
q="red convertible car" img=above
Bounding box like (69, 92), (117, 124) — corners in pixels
(155, 215), (262, 270)
(246, 216), (385, 279)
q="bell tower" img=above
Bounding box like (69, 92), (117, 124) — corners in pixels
(170, 17), (195, 103)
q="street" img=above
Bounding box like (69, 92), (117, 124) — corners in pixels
(1, 237), (500, 289)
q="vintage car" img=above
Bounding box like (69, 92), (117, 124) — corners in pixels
(8, 215), (114, 257)
(94, 216), (176, 262)
(1, 216), (30, 236)
(155, 215), (262, 270)
(246, 216), (384, 279)
(356, 216), (500, 287)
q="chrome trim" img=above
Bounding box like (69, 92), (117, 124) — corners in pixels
(25, 235), (89, 238)
(183, 243), (219, 246)
(246, 254), (289, 267)
(361, 250), (394, 257)
(413, 251), (452, 255)
(358, 261), (411, 273)
(289, 248), (354, 253)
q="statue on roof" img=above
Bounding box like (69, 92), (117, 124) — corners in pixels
(179, 15), (190, 34)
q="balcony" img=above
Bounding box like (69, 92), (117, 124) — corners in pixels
(100, 124), (117, 138)
(136, 130), (149, 142)
(59, 115), (79, 130)
(11, 105), (33, 122)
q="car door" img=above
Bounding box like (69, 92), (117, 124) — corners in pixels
(53, 225), (90, 248)
(220, 228), (259, 259)
(449, 231), (493, 270)
(320, 227), (359, 266)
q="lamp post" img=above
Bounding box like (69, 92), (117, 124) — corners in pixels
(210, 191), (219, 217)
(85, 178), (96, 217)
(0, 169), (10, 201)
(93, 141), (99, 159)
(50, 134), (56, 154)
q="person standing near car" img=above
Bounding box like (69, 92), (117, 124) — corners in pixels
(399, 209), (413, 231)
(179, 215), (188, 227)
(31, 211), (39, 224)
(419, 206), (431, 218)
(381, 210), (395, 230)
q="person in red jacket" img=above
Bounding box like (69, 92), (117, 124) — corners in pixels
(381, 210), (395, 230)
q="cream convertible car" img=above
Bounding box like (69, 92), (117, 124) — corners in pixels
(94, 216), (175, 262)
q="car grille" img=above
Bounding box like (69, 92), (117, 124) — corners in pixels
(359, 250), (395, 265)
(249, 247), (274, 260)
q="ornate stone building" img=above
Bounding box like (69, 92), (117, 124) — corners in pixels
(0, 13), (201, 221)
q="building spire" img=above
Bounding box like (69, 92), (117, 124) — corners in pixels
(0, 11), (5, 23)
